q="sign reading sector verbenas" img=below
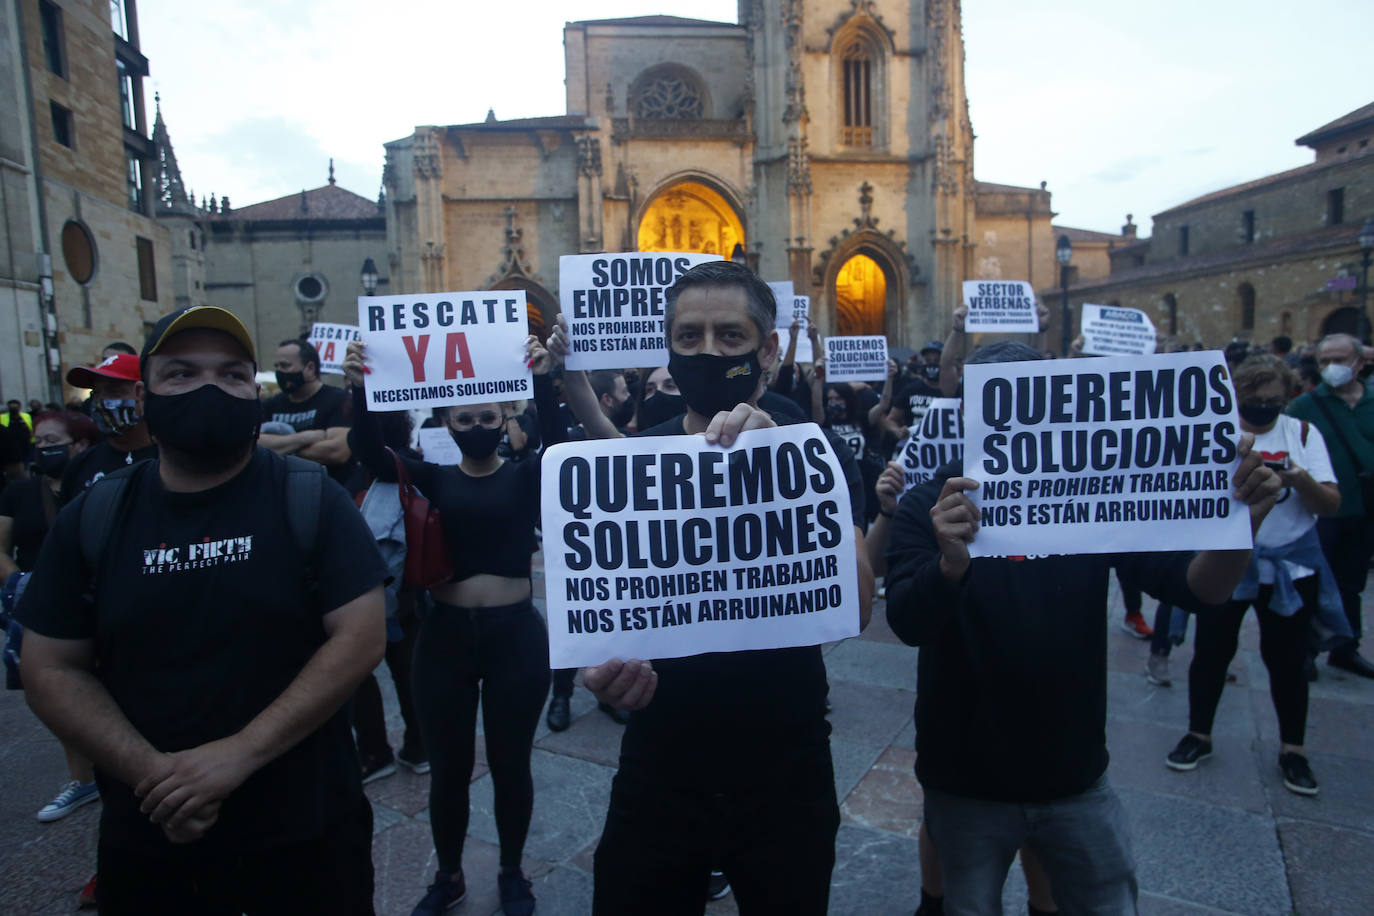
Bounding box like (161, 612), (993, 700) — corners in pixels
(561, 252), (718, 371)
(541, 425), (861, 668)
(307, 323), (361, 375)
(962, 281), (1039, 334)
(1081, 304), (1158, 357)
(962, 351), (1251, 557)
(358, 291), (533, 411)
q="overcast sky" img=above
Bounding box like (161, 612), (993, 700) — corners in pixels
(139, 0), (1371, 237)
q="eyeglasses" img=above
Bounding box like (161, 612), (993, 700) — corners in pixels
(451, 411), (502, 430)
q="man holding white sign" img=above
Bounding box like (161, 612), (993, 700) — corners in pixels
(884, 341), (1279, 916)
(546, 260), (875, 915)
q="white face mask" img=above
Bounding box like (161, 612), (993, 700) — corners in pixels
(1322, 363), (1355, 389)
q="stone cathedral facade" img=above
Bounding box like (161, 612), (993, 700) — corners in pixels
(383, 1), (1060, 349)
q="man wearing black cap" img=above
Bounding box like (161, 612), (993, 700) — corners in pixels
(60, 353), (158, 503)
(16, 306), (388, 914)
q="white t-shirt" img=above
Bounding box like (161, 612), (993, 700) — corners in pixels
(1252, 414), (1336, 549)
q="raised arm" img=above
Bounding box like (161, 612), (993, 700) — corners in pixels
(341, 341), (437, 490)
(868, 359), (897, 429)
(884, 474), (979, 646)
(939, 305), (966, 398)
(811, 358), (827, 424)
(546, 314), (623, 440)
(526, 334), (569, 450)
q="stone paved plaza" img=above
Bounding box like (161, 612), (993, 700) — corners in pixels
(3, 564), (1374, 915)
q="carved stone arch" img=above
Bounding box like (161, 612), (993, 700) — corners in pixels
(825, 5), (897, 55)
(633, 172), (748, 257)
(817, 230), (914, 343)
(629, 64), (711, 120)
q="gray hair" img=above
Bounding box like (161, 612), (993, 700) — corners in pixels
(966, 340), (1047, 366)
(1319, 333), (1363, 360)
(664, 260), (776, 346)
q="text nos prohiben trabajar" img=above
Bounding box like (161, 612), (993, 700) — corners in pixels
(558, 440), (847, 634)
(978, 364), (1239, 528)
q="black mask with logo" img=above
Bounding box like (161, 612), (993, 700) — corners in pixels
(1238, 404), (1281, 428)
(667, 350), (762, 419)
(452, 425), (502, 460)
(922, 364), (941, 382)
(144, 384), (261, 473)
(275, 370), (307, 394)
(638, 392), (686, 430)
(34, 444), (71, 478)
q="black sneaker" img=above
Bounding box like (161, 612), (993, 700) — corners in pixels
(707, 870), (731, 900)
(1165, 734), (1212, 771)
(547, 695), (571, 732)
(497, 867), (536, 916)
(1279, 752), (1319, 796)
(361, 752), (398, 785)
(411, 870), (466, 915)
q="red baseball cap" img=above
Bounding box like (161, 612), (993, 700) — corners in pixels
(66, 353), (142, 389)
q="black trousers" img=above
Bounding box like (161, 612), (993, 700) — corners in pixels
(1317, 515), (1371, 649)
(552, 666), (576, 699)
(592, 749), (839, 915)
(413, 600), (549, 872)
(1189, 580), (1314, 746)
(96, 795), (374, 915)
(352, 599), (423, 761)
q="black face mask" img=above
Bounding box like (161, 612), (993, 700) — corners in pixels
(608, 397), (635, 429)
(276, 370), (307, 394)
(638, 392), (685, 429)
(144, 384), (261, 473)
(667, 350), (762, 419)
(452, 425), (502, 460)
(922, 364), (940, 381)
(34, 444), (71, 478)
(1238, 404), (1282, 427)
(825, 403), (848, 423)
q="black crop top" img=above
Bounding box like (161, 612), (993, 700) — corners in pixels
(349, 375), (566, 581)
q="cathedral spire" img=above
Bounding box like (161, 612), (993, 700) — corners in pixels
(152, 95), (193, 214)
(328, 158), (336, 186)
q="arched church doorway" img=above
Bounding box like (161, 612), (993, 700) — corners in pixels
(637, 181), (744, 257)
(1322, 306), (1362, 338)
(835, 252), (887, 335)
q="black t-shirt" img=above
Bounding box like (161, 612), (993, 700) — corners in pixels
(0, 476), (58, 571)
(262, 385), (354, 485)
(620, 410), (866, 788)
(17, 448), (388, 849)
(59, 440), (159, 506)
(884, 463), (1204, 802)
(896, 378), (942, 428)
(347, 376), (568, 581)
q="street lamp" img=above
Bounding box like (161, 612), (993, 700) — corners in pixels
(1056, 234), (1073, 356)
(1359, 218), (1374, 343)
(360, 257), (379, 297)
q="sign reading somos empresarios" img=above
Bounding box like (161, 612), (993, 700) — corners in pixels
(963, 351), (1251, 557)
(541, 425), (862, 668)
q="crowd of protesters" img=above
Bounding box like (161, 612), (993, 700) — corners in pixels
(1, 265), (1370, 916)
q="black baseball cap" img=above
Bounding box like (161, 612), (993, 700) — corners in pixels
(919, 340), (944, 355)
(141, 306), (257, 368)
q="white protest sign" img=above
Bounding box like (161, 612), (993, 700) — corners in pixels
(825, 336), (888, 383)
(542, 424), (861, 668)
(896, 398), (963, 491)
(417, 427), (462, 465)
(307, 323), (360, 375)
(963, 281), (1039, 334)
(561, 253), (716, 371)
(770, 284), (814, 364)
(1081, 304), (1158, 357)
(963, 351), (1250, 557)
(358, 291), (532, 412)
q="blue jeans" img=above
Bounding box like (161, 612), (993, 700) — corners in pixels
(923, 775), (1138, 916)
(1149, 603), (1186, 657)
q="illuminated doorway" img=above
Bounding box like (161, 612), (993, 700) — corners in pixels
(637, 181), (744, 256)
(835, 253), (887, 335)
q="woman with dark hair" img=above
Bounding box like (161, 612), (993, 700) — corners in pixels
(343, 335), (565, 916)
(1166, 355), (1343, 795)
(1, 410), (102, 904)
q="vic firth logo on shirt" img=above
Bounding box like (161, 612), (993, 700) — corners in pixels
(142, 536), (254, 574)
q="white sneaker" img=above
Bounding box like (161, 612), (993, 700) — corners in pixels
(1146, 654), (1172, 687)
(37, 780), (100, 822)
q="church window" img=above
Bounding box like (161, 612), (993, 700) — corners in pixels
(835, 253), (887, 335)
(40, 1), (66, 78)
(634, 75), (703, 120)
(136, 237), (157, 301)
(125, 151), (144, 213)
(118, 59), (136, 131)
(110, 0), (130, 41)
(1242, 210), (1255, 244)
(1327, 188), (1344, 225)
(1163, 293), (1178, 336)
(50, 101), (73, 148)
(1238, 283), (1256, 332)
(842, 42), (874, 147)
(1178, 225), (1189, 256)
